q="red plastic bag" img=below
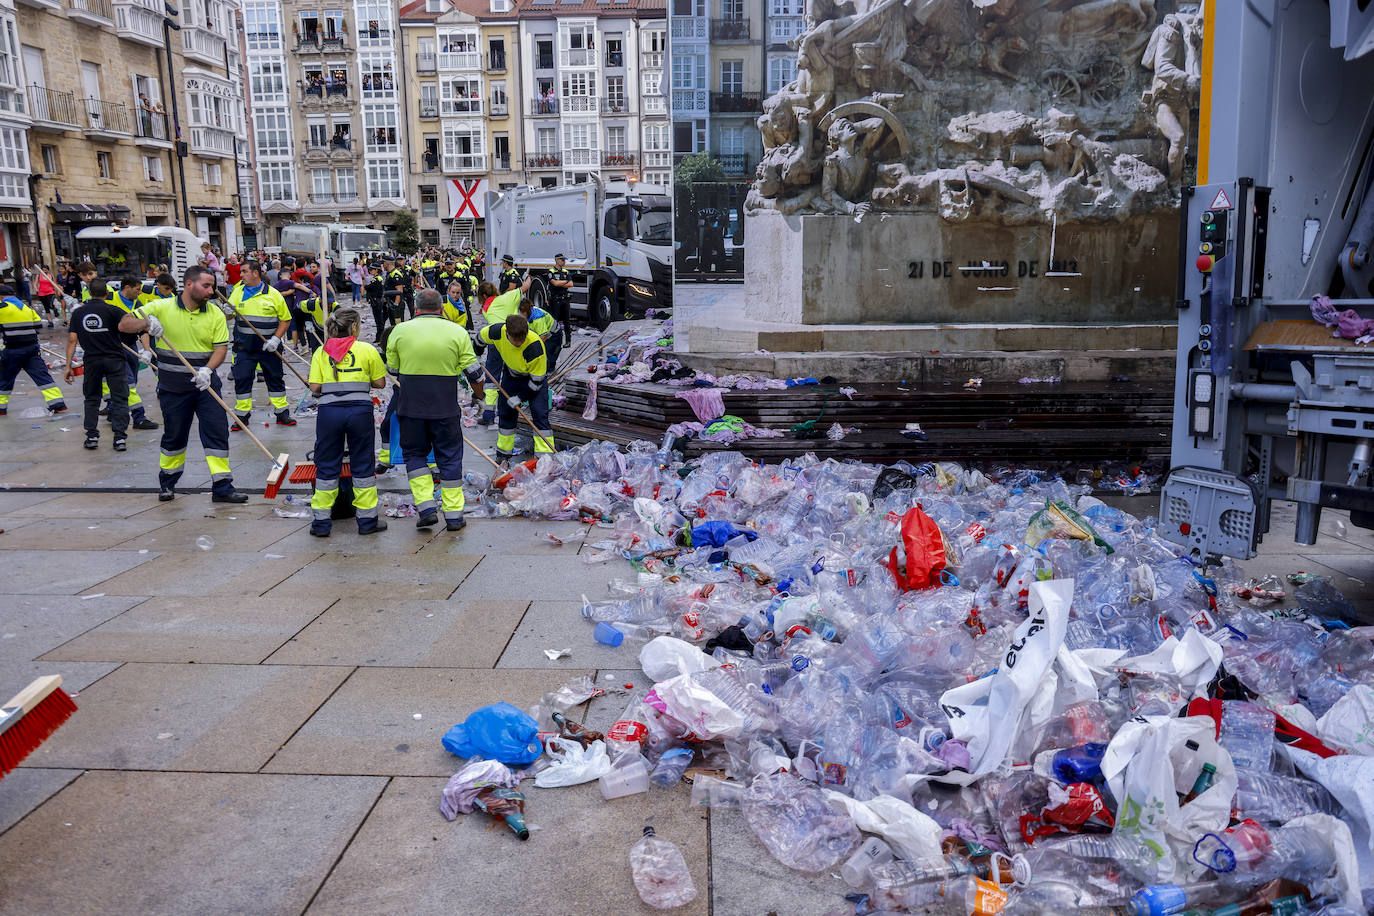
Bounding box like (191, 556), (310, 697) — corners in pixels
(886, 506), (947, 591)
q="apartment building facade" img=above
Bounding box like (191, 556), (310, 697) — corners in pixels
(0, 0), (33, 270)
(244, 0), (406, 245)
(16, 0), (247, 264)
(669, 0), (763, 179)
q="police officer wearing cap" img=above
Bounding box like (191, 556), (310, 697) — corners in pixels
(546, 253), (573, 374)
(498, 254), (522, 294)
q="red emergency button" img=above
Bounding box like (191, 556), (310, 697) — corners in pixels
(1179, 522), (1191, 535)
(1196, 255), (1213, 273)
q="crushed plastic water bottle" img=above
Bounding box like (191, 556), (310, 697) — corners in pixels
(272, 494), (311, 519)
(194, 536), (214, 551)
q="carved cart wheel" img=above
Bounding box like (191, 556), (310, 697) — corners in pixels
(1041, 69), (1081, 105)
(1084, 58), (1128, 107)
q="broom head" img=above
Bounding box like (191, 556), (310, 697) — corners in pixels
(265, 453), (291, 500)
(0, 675), (77, 778)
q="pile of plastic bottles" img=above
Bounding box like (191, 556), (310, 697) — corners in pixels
(478, 441), (1374, 914)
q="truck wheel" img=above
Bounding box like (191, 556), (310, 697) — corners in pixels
(591, 286), (617, 330)
(529, 279), (548, 312)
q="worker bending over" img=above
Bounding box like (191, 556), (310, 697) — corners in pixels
(478, 312), (554, 461)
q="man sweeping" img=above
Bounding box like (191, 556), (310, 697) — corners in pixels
(478, 313), (555, 462)
(227, 259), (296, 429)
(119, 266), (248, 503)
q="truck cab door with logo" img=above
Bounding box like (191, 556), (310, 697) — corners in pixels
(602, 204), (630, 268)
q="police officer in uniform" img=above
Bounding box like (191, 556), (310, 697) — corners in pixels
(498, 254), (522, 294)
(387, 257), (413, 321)
(227, 259), (296, 429)
(118, 266), (247, 503)
(364, 261), (388, 338)
(546, 253), (574, 374)
(478, 313), (554, 461)
(385, 288), (484, 531)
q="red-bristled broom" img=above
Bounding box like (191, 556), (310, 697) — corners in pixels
(0, 676), (76, 778)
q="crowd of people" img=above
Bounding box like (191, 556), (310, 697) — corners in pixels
(1, 243), (577, 540)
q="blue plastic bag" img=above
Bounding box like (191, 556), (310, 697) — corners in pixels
(690, 521), (758, 548)
(441, 702), (544, 765)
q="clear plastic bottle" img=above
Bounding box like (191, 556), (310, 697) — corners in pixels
(872, 871), (1010, 915)
(605, 690), (650, 759)
(629, 826), (698, 909)
(649, 747), (694, 787)
(1219, 701), (1276, 771)
(1233, 770), (1336, 823)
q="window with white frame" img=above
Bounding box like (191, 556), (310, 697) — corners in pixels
(355, 1), (391, 44)
(438, 28), (480, 69)
(420, 82), (437, 116)
(767, 56), (796, 94)
(770, 13), (802, 43)
(536, 127), (556, 154)
(336, 167), (356, 199)
(311, 168), (331, 197)
(605, 125), (626, 153)
(254, 110), (291, 157)
(0, 17), (23, 117)
(719, 126), (743, 156)
(362, 105), (398, 152)
(321, 9), (344, 39)
(259, 162), (296, 201)
(672, 54), (703, 89)
(440, 76), (482, 115)
(419, 184), (437, 216)
(366, 161), (401, 199)
(490, 80), (507, 114)
(719, 60), (742, 96)
(203, 162), (223, 186)
(249, 60), (285, 103)
(644, 169), (669, 186)
(490, 0), (510, 11)
(605, 76), (625, 111)
(562, 121), (596, 168)
(642, 122), (669, 167)
(143, 155), (163, 182)
(560, 71), (596, 113)
(307, 118), (328, 149)
(720, 0), (743, 18)
(96, 150), (113, 179)
(425, 0), (440, 12)
(360, 56), (394, 97)
(442, 122), (485, 171)
(645, 29), (665, 54)
(243, 2), (281, 49)
(560, 23), (596, 67)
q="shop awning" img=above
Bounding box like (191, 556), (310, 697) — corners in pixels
(49, 203), (131, 222)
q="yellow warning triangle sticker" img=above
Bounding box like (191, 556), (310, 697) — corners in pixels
(1209, 187), (1232, 210)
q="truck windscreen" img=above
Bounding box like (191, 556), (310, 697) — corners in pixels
(342, 232), (385, 251)
(75, 238), (171, 277)
(634, 208), (671, 243)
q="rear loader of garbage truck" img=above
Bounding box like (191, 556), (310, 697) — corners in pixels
(486, 181), (672, 330)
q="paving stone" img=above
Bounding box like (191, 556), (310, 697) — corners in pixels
(0, 594), (144, 691)
(497, 600), (646, 669)
(0, 515), (41, 532)
(451, 554), (626, 601)
(580, 669), (657, 733)
(0, 491), (60, 513)
(0, 517), (172, 551)
(0, 549), (156, 596)
(41, 595), (338, 665)
(0, 767), (82, 834)
(417, 518), (591, 556)
(22, 663), (351, 772)
(265, 599), (528, 668)
(265, 551), (481, 602)
(0, 771), (385, 915)
(108, 514), (307, 553)
(305, 777), (707, 916)
(88, 550), (320, 597)
(263, 667), (585, 776)
(0, 461), (113, 488)
(710, 805), (852, 916)
(265, 522), (444, 555)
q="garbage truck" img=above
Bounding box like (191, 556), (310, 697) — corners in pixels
(73, 225), (206, 279)
(279, 222), (387, 287)
(485, 178), (672, 329)
(1162, 0), (1374, 559)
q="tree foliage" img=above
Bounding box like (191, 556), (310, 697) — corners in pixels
(392, 209), (419, 255)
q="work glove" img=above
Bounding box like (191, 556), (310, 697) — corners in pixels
(137, 348), (154, 364)
(193, 367), (214, 390)
(507, 395), (523, 410)
(263, 335), (282, 353)
(145, 315), (164, 339)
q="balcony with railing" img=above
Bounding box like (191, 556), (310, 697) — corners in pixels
(672, 89), (708, 113)
(602, 99), (631, 116)
(492, 154), (511, 171)
(306, 192), (363, 208)
(670, 17), (706, 40)
(189, 125), (235, 158)
(710, 91), (762, 113)
(83, 98), (130, 136)
(183, 27), (227, 66)
(560, 95), (598, 115)
(303, 81), (348, 103)
(438, 49), (481, 71)
(415, 52), (436, 73)
(114, 0), (162, 46)
(562, 148), (597, 168)
(530, 96), (558, 116)
(559, 47), (596, 68)
(133, 107), (170, 145)
(418, 100), (438, 119)
(490, 97), (508, 117)
(421, 151), (440, 173)
(66, 0), (113, 25)
(443, 153), (486, 173)
(525, 152), (562, 170)
(487, 51), (506, 72)
(602, 151), (635, 168)
(440, 97), (483, 117)
(641, 51), (663, 69)
(28, 86), (79, 130)
(711, 17), (749, 40)
(719, 153), (750, 175)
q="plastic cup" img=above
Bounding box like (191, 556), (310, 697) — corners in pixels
(594, 622), (625, 647)
(599, 754), (650, 799)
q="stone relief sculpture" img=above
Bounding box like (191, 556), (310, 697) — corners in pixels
(747, 0), (1203, 223)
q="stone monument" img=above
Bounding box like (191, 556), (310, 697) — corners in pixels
(686, 0), (1203, 380)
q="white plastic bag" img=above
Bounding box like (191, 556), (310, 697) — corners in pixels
(1315, 683), (1374, 755)
(534, 738), (613, 788)
(639, 635), (710, 681)
(939, 578), (1073, 777)
(823, 791), (944, 862)
(650, 671), (746, 740)
(1111, 629), (1223, 699)
(1287, 746), (1374, 853)
(1102, 715), (1236, 882)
